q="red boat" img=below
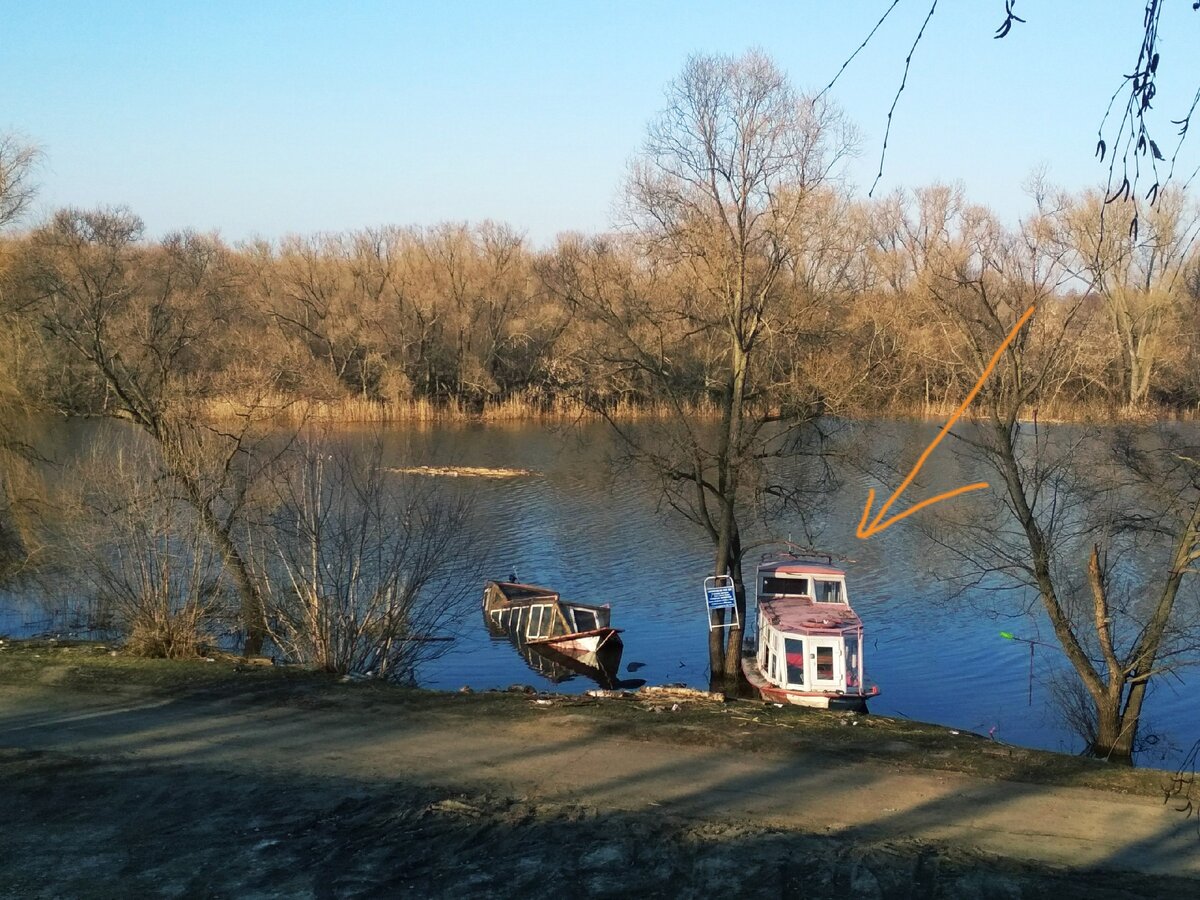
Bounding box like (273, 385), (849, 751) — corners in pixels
(742, 554), (879, 711)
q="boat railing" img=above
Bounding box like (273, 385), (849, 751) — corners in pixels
(758, 543), (855, 567)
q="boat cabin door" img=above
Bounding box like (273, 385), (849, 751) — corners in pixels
(811, 639), (843, 690)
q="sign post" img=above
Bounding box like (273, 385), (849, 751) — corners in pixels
(703, 575), (739, 631)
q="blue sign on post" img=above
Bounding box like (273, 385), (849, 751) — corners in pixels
(703, 575), (739, 630)
(705, 585), (736, 610)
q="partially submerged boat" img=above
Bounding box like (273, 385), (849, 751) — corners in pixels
(482, 580), (624, 685)
(742, 553), (879, 711)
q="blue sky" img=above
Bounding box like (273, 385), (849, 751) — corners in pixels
(2, 1), (1197, 245)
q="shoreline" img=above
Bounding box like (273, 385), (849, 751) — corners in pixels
(0, 639), (1183, 789)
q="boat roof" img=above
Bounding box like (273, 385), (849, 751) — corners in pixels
(757, 559), (846, 577)
(759, 596), (861, 634)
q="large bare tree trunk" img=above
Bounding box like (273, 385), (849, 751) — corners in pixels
(1093, 692), (1138, 763)
(709, 493), (735, 682)
(720, 557), (747, 694)
(168, 443), (268, 656)
(712, 341), (750, 693)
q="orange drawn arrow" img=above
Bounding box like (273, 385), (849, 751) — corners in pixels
(856, 303), (1037, 540)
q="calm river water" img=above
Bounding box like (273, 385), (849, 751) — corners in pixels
(3, 418), (1197, 768)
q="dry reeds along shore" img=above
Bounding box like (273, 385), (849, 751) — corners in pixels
(201, 391), (1198, 427)
(201, 392), (725, 424)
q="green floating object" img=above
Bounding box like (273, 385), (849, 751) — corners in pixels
(1000, 631), (1015, 640)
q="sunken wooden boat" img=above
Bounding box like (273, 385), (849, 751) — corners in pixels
(742, 553), (880, 711)
(482, 580), (624, 676)
(484, 623), (627, 689)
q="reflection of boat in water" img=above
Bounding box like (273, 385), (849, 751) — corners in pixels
(482, 580), (629, 688)
(485, 623), (625, 687)
(742, 553), (880, 711)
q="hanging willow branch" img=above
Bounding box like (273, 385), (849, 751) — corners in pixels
(826, 0), (1199, 218)
(870, 0), (939, 197)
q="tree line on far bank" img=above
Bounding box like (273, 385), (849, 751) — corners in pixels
(2, 183), (1199, 427)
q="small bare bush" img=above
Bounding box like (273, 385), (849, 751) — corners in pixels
(99, 522), (221, 658)
(258, 435), (476, 681)
(59, 441), (225, 657)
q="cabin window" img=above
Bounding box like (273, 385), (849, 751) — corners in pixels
(573, 608), (597, 632)
(815, 645), (834, 681)
(784, 638), (805, 686)
(761, 575), (808, 597)
(767, 648), (777, 683)
(530, 604), (559, 638)
(814, 580), (844, 603)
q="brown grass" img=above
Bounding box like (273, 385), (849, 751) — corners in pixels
(124, 611), (206, 659)
(837, 395), (1200, 426)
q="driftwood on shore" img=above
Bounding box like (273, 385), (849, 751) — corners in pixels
(637, 685), (727, 703)
(583, 685), (728, 703)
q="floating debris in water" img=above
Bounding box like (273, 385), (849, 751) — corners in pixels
(387, 465), (538, 479)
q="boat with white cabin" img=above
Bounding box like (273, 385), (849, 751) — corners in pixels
(741, 553), (879, 710)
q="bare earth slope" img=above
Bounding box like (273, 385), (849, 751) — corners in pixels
(0, 643), (1196, 898)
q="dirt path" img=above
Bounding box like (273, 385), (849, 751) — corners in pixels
(1, 654), (1197, 897)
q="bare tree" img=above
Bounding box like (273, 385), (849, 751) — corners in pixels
(19, 209), (286, 653)
(916, 199), (1200, 763)
(1057, 187), (1200, 407)
(270, 233), (384, 401)
(545, 50), (856, 688)
(0, 134), (43, 578)
(0, 135), (40, 231)
(257, 435), (477, 681)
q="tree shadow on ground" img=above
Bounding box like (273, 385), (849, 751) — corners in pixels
(1, 678), (1197, 898)
(1, 744), (1192, 900)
